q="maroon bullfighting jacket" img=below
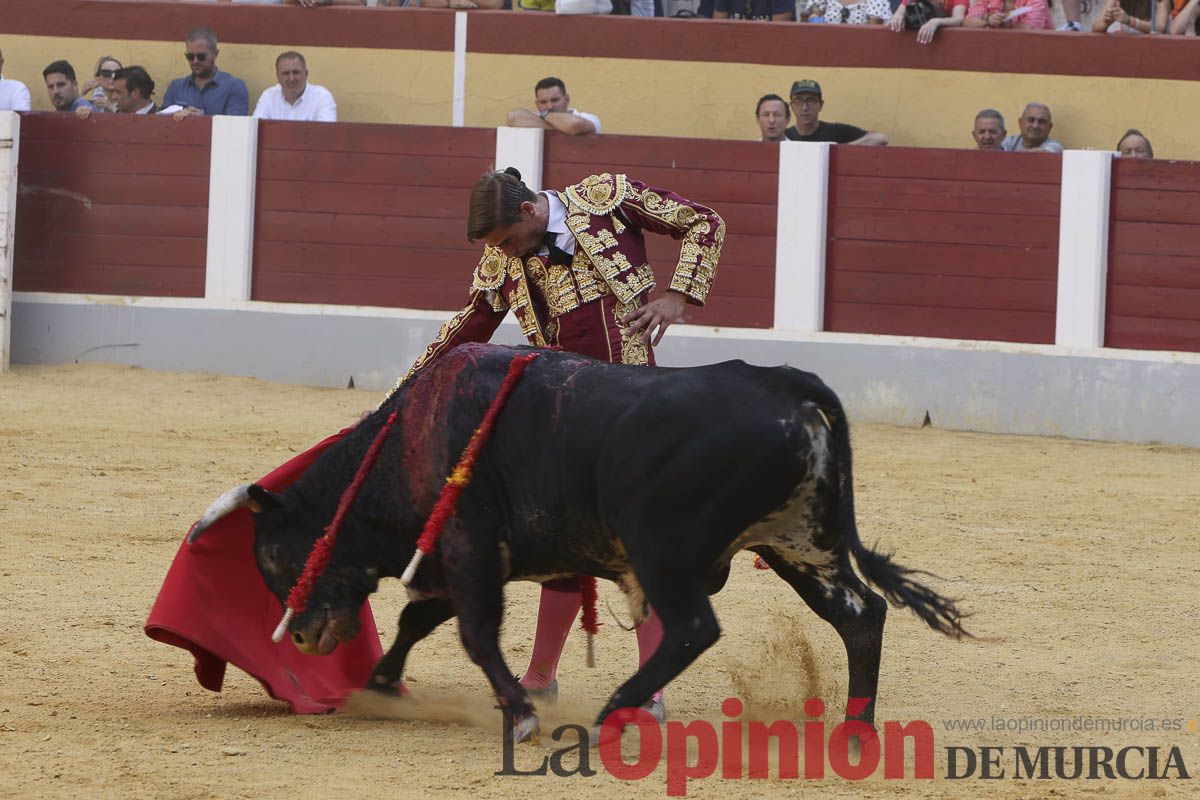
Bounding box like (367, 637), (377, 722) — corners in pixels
(395, 173), (725, 387)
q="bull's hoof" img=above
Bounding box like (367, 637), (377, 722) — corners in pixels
(513, 714), (540, 744)
(367, 675), (410, 698)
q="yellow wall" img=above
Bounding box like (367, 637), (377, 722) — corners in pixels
(2, 35), (453, 125)
(466, 53), (1200, 160)
(6, 34), (1197, 160)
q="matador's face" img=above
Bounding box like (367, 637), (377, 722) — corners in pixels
(480, 200), (546, 259)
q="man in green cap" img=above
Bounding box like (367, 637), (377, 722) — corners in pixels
(785, 79), (888, 146)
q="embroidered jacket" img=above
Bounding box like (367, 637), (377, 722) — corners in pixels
(395, 173), (724, 388)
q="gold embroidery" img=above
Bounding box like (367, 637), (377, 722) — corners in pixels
(561, 174), (631, 216)
(505, 256), (548, 346)
(472, 247), (507, 292)
(613, 297), (650, 366)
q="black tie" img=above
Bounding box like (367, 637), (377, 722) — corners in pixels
(543, 231), (573, 266)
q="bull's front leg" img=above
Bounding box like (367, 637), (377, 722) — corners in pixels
(439, 520), (538, 743)
(368, 597), (456, 696)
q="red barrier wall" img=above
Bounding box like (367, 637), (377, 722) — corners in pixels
(543, 134), (777, 330)
(1106, 159), (1200, 354)
(13, 113), (210, 297)
(825, 147), (1060, 344)
(251, 122), (495, 310)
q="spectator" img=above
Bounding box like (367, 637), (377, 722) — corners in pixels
(755, 94), (789, 142)
(713, 0), (795, 19)
(0, 47), (32, 112)
(162, 27), (249, 117)
(43, 61), (95, 113)
(972, 109), (1006, 150)
(506, 77), (600, 136)
(1092, 0), (1171, 31)
(1170, 0), (1200, 33)
(80, 56), (122, 113)
(964, 0), (1052, 28)
(253, 51), (337, 122)
(1116, 129), (1153, 159)
(887, 0), (970, 42)
(415, 0), (505, 7)
(784, 79), (887, 146)
(1058, 0), (1086, 29)
(110, 67), (158, 115)
(1002, 103), (1061, 153)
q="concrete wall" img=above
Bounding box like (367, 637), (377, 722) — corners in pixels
(13, 293), (1200, 447)
(0, 112), (18, 371)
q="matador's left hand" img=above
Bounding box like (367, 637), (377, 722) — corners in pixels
(620, 291), (688, 347)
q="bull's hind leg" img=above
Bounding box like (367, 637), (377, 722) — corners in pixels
(754, 547), (887, 726)
(368, 598), (455, 696)
(438, 520), (538, 741)
(594, 576), (721, 728)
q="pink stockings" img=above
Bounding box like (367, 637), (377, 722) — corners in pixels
(519, 583), (665, 703)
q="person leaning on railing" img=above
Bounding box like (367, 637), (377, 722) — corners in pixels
(885, 0), (969, 43)
(1091, 0), (1171, 33)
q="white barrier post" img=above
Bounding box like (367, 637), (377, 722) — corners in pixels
(773, 141), (831, 332)
(1055, 150), (1113, 349)
(495, 127), (544, 193)
(205, 116), (259, 302)
(452, 12), (467, 127)
(0, 111), (19, 371)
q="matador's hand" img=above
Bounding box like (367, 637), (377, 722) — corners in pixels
(620, 291), (688, 348)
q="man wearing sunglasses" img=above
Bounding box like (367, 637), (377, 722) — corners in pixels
(162, 27), (249, 118)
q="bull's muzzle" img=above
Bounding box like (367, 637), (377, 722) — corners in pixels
(289, 607), (360, 656)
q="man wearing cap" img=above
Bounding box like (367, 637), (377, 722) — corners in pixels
(784, 80), (888, 146)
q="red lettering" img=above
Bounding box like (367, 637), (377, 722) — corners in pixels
(665, 720), (719, 797)
(598, 707), (662, 782)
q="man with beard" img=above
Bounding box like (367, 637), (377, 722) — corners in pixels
(43, 61), (95, 113)
(162, 27), (249, 118)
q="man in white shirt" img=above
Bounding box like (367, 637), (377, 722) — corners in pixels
(0, 47), (33, 112)
(506, 77), (601, 136)
(252, 51), (337, 122)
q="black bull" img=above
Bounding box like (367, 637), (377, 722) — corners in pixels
(190, 343), (966, 735)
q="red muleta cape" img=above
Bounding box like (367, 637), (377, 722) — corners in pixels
(144, 429), (382, 714)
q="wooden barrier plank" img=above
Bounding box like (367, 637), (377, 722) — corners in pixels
(828, 240), (1056, 281)
(826, 302), (1054, 343)
(1107, 253), (1200, 291)
(257, 150), (497, 188)
(828, 271), (1056, 312)
(833, 207), (1058, 248)
(1111, 158), (1200, 192)
(1109, 187), (1200, 225)
(833, 147), (1062, 185)
(256, 211), (470, 249)
(15, 201), (206, 240)
(1107, 285), (1200, 322)
(540, 166), (777, 209)
(1110, 220), (1200, 257)
(1105, 316), (1200, 353)
(12, 260), (203, 296)
(256, 181), (465, 216)
(543, 135), (779, 175)
(18, 140), (212, 178)
(835, 175), (1060, 216)
(260, 122), (494, 158)
(19, 171), (209, 208)
(15, 112), (211, 148)
(16, 232), (206, 269)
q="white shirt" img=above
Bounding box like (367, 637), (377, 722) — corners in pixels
(253, 83), (337, 122)
(0, 75), (32, 112)
(570, 108), (601, 135)
(538, 192), (576, 257)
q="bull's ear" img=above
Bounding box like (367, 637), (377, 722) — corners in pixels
(246, 484), (283, 513)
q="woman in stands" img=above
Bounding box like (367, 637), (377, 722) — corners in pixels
(1092, 0), (1172, 32)
(886, 0), (970, 43)
(80, 56), (121, 113)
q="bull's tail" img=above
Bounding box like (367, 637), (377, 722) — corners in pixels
(819, 400), (970, 640)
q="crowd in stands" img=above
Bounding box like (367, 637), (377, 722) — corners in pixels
(0, 17), (1181, 159)
(751, 86), (1156, 158)
(0, 29), (337, 123)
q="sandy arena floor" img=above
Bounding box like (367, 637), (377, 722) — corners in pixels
(1, 363), (1197, 799)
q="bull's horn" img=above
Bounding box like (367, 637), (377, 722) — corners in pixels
(187, 484), (255, 543)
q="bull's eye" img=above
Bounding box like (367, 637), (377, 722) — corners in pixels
(261, 543), (283, 576)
